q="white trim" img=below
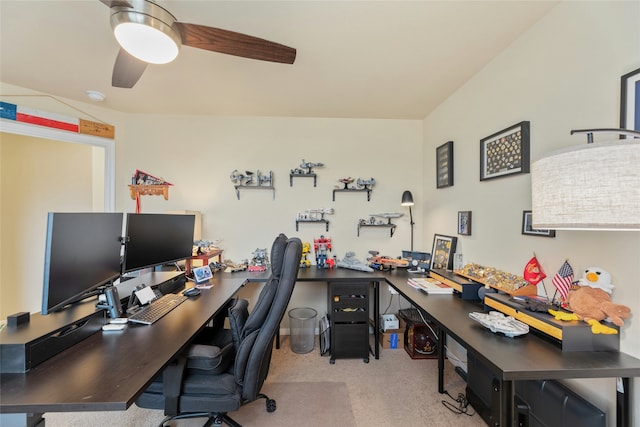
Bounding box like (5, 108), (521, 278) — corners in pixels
(0, 118), (115, 211)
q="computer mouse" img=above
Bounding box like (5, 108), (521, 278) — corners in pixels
(183, 287), (201, 297)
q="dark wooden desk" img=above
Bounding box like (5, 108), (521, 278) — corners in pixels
(0, 272), (247, 426)
(383, 270), (640, 427)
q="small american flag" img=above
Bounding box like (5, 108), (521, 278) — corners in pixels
(552, 261), (574, 301)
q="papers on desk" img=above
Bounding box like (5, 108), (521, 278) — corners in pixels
(407, 278), (453, 294)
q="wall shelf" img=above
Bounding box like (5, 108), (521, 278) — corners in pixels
(332, 188), (372, 201)
(357, 223), (396, 237)
(234, 185), (275, 200)
(290, 173), (317, 187)
(296, 219), (330, 231)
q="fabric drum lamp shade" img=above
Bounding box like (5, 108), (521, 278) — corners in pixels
(531, 139), (640, 230)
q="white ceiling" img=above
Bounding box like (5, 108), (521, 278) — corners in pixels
(0, 1), (558, 120)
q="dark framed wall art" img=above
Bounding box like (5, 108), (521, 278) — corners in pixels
(522, 210), (555, 238)
(480, 121), (530, 181)
(436, 141), (454, 188)
(620, 67), (640, 132)
(430, 234), (458, 270)
(457, 211), (472, 236)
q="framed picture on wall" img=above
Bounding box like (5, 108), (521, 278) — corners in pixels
(457, 211), (472, 236)
(620, 67), (640, 133)
(480, 121), (530, 181)
(436, 141), (454, 188)
(430, 234), (458, 270)
(522, 210), (555, 238)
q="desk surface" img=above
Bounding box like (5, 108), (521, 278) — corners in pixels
(1, 273), (246, 414)
(383, 270), (640, 381)
(2, 268), (640, 417)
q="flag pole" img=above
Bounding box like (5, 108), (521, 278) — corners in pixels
(533, 252), (551, 301)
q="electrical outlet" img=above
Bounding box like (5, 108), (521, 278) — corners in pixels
(388, 285), (399, 295)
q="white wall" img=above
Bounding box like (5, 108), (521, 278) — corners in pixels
(422, 1), (640, 424)
(115, 114), (423, 323)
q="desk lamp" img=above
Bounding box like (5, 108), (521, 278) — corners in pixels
(401, 190), (415, 250)
(531, 128), (640, 230)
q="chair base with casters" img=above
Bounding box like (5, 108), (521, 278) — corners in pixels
(154, 393), (275, 427)
(136, 234), (302, 427)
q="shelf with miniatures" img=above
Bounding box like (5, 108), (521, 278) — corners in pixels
(289, 159), (324, 187)
(295, 208), (334, 231)
(357, 213), (402, 237)
(230, 169), (274, 200)
(332, 177), (375, 201)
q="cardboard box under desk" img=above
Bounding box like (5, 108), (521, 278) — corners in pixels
(380, 328), (403, 349)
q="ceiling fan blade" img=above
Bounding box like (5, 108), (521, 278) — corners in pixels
(99, 0), (133, 8)
(175, 22), (296, 64)
(112, 48), (148, 88)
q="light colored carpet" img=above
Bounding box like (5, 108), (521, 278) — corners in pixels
(44, 336), (485, 426)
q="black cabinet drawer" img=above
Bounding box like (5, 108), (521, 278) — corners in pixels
(332, 323), (369, 358)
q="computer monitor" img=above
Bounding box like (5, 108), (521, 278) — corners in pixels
(41, 212), (124, 315)
(122, 213), (195, 273)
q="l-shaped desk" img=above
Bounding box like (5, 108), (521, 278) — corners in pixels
(2, 268), (639, 427)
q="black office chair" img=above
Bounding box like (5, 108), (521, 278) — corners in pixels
(136, 234), (302, 427)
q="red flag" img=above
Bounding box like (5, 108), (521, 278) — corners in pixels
(523, 256), (546, 285)
(552, 261), (574, 301)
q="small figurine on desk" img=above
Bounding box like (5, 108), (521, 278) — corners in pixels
(314, 235), (333, 269)
(548, 267), (631, 335)
(336, 252), (373, 272)
(248, 248), (269, 272)
(367, 250), (409, 271)
(300, 242), (311, 268)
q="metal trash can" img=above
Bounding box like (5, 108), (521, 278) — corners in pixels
(288, 307), (317, 354)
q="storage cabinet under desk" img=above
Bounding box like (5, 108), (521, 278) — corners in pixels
(328, 282), (370, 363)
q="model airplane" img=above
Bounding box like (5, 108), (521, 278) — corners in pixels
(337, 177), (355, 189)
(291, 159), (325, 175)
(356, 178), (376, 189)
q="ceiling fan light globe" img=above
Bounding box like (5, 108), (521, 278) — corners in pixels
(114, 22), (179, 64)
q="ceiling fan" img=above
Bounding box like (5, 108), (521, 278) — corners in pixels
(99, 0), (297, 88)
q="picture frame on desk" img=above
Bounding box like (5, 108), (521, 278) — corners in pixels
(522, 210), (555, 237)
(480, 121), (530, 181)
(430, 234), (457, 270)
(620, 67), (640, 132)
(436, 141), (454, 188)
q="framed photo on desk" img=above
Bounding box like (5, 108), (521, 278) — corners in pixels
(430, 234), (457, 270)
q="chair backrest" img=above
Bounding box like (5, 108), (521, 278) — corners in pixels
(234, 235), (302, 402)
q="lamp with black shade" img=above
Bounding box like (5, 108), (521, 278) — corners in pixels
(401, 190), (415, 250)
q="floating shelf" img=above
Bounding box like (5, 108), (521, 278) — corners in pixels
(234, 185), (275, 200)
(296, 219), (330, 231)
(333, 188), (372, 201)
(290, 173), (317, 187)
(357, 223), (396, 237)
(129, 184), (170, 200)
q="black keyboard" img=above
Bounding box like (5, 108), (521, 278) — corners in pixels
(128, 293), (188, 325)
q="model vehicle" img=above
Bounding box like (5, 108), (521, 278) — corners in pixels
(356, 177), (376, 189)
(367, 250), (409, 270)
(314, 235), (333, 269)
(291, 159), (324, 175)
(337, 177), (355, 189)
(300, 242), (311, 268)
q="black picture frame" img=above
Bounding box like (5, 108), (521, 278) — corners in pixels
(457, 211), (472, 236)
(522, 210), (555, 238)
(436, 141), (454, 188)
(620, 67), (640, 133)
(430, 234), (458, 270)
(480, 121), (530, 181)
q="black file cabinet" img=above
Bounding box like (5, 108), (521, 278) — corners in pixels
(328, 282), (370, 363)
